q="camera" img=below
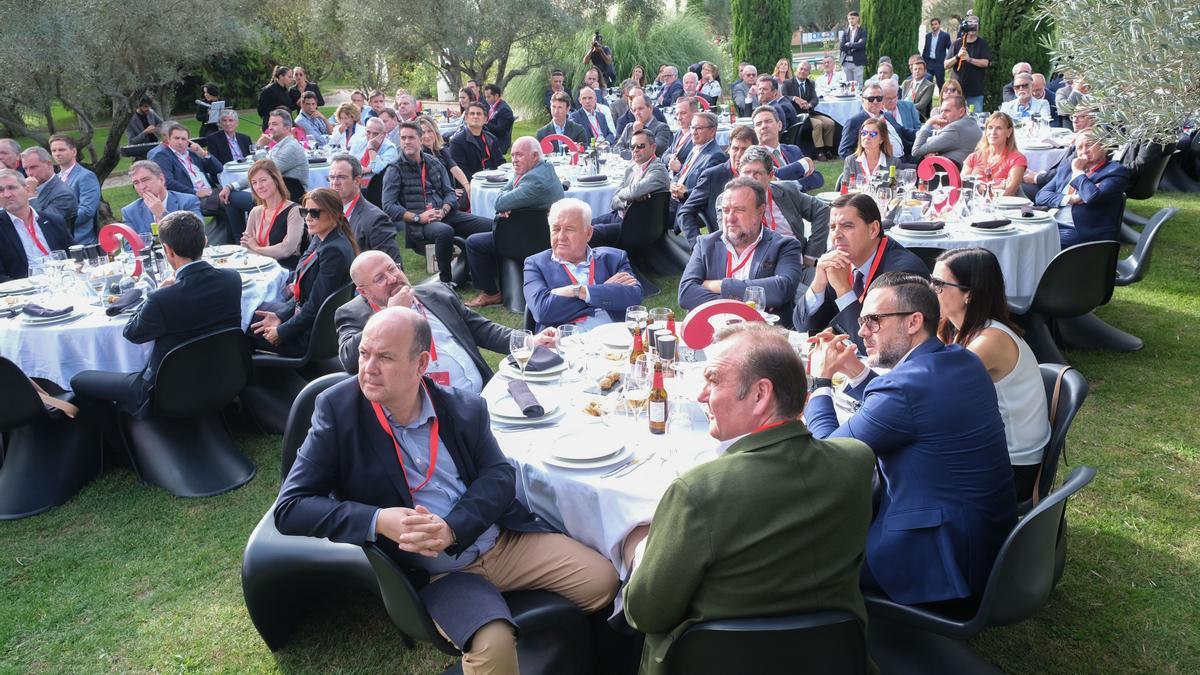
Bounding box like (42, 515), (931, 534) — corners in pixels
(593, 31), (603, 44)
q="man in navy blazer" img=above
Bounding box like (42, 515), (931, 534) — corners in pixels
(840, 12), (868, 84)
(275, 307), (618, 674)
(679, 178), (805, 327)
(838, 83), (915, 159)
(570, 87), (615, 145)
(795, 193), (928, 353)
(204, 110), (253, 166)
(614, 87), (669, 138)
(751, 106), (825, 191)
(656, 67), (684, 107)
(805, 272), (1016, 605)
(482, 84), (516, 157)
(921, 18), (953, 88)
(120, 161), (203, 236)
(70, 211), (242, 420)
(48, 134), (101, 244)
(668, 111), (727, 220)
(677, 126), (758, 245)
(0, 170), (72, 282)
(148, 122), (223, 205)
(524, 198), (643, 331)
(756, 76), (798, 129)
(1035, 134), (1131, 248)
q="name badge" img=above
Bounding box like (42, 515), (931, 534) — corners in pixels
(428, 371), (451, 386)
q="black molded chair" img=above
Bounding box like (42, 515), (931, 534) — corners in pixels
(1116, 207), (1177, 286)
(365, 544), (594, 675)
(494, 208), (550, 314)
(1008, 241), (1119, 364)
(283, 177), (306, 203)
(781, 120), (805, 147)
(905, 246), (944, 275)
(1119, 142), (1177, 243)
(364, 172), (385, 209)
(618, 191), (673, 296)
(122, 328), (255, 497)
(0, 359), (100, 519)
(662, 612), (868, 675)
(866, 465), (1097, 675)
(241, 282), (354, 434)
(1019, 364), (1089, 512)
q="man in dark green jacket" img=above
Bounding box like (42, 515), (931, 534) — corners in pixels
(624, 322), (877, 675)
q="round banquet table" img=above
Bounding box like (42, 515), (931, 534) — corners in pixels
(469, 159), (629, 220)
(0, 255), (289, 390)
(888, 214), (1061, 307)
(817, 97), (862, 127)
(220, 159), (331, 189)
(1018, 143), (1071, 174)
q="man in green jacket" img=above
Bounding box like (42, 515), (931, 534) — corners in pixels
(623, 322), (877, 674)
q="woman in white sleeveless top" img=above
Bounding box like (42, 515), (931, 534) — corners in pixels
(932, 248), (1052, 500)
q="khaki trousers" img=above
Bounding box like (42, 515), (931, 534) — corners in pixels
(434, 531), (619, 675)
(810, 115), (836, 149)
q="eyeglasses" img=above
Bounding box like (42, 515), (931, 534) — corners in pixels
(860, 130), (880, 138)
(857, 311), (916, 332)
(629, 143), (650, 150)
(689, 125), (716, 131)
(298, 208), (324, 219)
(929, 277), (970, 294)
(862, 95), (883, 103)
(1014, 83), (1030, 90)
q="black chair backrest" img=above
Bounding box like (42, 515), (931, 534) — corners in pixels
(363, 543), (460, 656)
(302, 282), (355, 363)
(281, 372), (352, 478)
(667, 611), (868, 675)
(619, 191), (671, 250)
(973, 465), (1095, 628)
(0, 357), (49, 431)
(905, 246), (943, 275)
(1030, 241), (1119, 317)
(782, 122), (805, 147)
(151, 328), (251, 418)
(494, 208), (550, 261)
(365, 172), (386, 208)
(1119, 207), (1178, 285)
(1124, 142), (1177, 200)
(283, 177), (306, 204)
(1032, 364), (1089, 505)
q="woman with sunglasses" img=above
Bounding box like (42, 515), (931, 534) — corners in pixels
(962, 112), (1027, 196)
(939, 79), (964, 100)
(416, 115), (471, 202)
(249, 188), (358, 355)
(240, 160), (305, 269)
(840, 117), (897, 189)
(932, 247), (1050, 500)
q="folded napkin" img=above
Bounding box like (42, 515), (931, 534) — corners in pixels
(576, 174), (607, 184)
(1020, 205), (1051, 217)
(506, 379), (544, 418)
(506, 345), (564, 372)
(23, 303), (73, 319)
(896, 220), (946, 232)
(970, 218), (1013, 230)
(484, 175), (508, 184)
(105, 288), (144, 316)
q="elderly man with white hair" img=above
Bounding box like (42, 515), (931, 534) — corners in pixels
(0, 139), (23, 174)
(657, 66), (684, 107)
(464, 136), (565, 308)
(21, 146), (78, 232)
(523, 197), (643, 330)
(348, 117), (399, 177)
(1002, 62), (1034, 102)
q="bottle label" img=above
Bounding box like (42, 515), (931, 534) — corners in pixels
(649, 401), (666, 423)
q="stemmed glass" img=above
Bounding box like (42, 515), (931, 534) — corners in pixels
(898, 168), (917, 196)
(623, 355), (651, 424)
(509, 329), (533, 379)
(555, 324), (580, 381)
(625, 304), (648, 351)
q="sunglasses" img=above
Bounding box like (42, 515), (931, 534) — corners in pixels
(862, 95), (884, 103)
(298, 208), (324, 219)
(860, 130), (880, 138)
(929, 277), (970, 294)
(857, 311), (916, 332)
(1014, 83), (1030, 90)
(630, 143), (650, 150)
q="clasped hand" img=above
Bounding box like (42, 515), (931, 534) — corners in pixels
(807, 328), (865, 379)
(376, 505), (455, 557)
(811, 250), (854, 297)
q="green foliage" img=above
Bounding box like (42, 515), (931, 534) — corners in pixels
(976, 0), (1052, 111)
(925, 0), (975, 24)
(693, 0), (733, 37)
(732, 0), (793, 73)
(192, 50), (275, 110)
(860, 0), (922, 78)
(792, 0), (856, 32)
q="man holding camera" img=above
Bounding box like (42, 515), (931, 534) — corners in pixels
(583, 32), (615, 88)
(944, 14), (991, 113)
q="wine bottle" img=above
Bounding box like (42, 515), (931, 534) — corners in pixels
(629, 325), (645, 365)
(648, 359), (667, 435)
(888, 165), (898, 191)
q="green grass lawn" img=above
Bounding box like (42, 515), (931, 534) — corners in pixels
(3, 129), (1199, 672)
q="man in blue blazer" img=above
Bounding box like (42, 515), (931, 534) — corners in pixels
(48, 134), (101, 244)
(570, 87), (615, 145)
(148, 122), (223, 210)
(275, 307), (618, 674)
(120, 161), (203, 236)
(668, 111), (727, 221)
(921, 18), (953, 88)
(677, 127), (758, 245)
(70, 211), (242, 420)
(1035, 134), (1131, 248)
(805, 272), (1017, 605)
(756, 76), (798, 130)
(614, 87), (669, 138)
(0, 169), (72, 282)
(482, 84), (516, 157)
(751, 106), (825, 191)
(656, 67), (684, 107)
(524, 198), (643, 330)
(795, 193), (928, 353)
(838, 84), (915, 159)
(840, 12), (868, 85)
(679, 178), (805, 326)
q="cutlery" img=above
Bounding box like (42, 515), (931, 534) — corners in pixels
(604, 452), (656, 478)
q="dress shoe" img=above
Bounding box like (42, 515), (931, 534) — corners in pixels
(466, 292), (503, 308)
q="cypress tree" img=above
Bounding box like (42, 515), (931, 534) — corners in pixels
(860, 0), (923, 80)
(976, 0), (1053, 110)
(731, 0), (793, 74)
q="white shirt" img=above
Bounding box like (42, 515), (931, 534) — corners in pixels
(986, 320), (1051, 464)
(419, 301), (485, 394)
(722, 228), (764, 282)
(9, 207), (50, 265)
(174, 150), (209, 192)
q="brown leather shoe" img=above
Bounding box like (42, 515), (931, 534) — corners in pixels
(466, 292), (503, 308)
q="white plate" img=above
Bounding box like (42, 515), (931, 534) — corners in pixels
(0, 279), (36, 296)
(893, 227), (946, 237)
(500, 355), (567, 375)
(206, 245), (243, 259)
(21, 309), (85, 326)
(547, 429), (626, 463)
(498, 361), (564, 381)
(1021, 142), (1054, 150)
(491, 407), (567, 429)
(995, 196), (1032, 208)
(969, 225), (1018, 235)
(476, 170), (506, 180)
(590, 322), (632, 349)
(542, 444), (633, 471)
(816, 191), (842, 203)
(487, 388), (561, 420)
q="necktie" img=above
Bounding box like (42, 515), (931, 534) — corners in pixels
(853, 270), (865, 299)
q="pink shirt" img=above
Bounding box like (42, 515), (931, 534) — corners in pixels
(964, 149), (1028, 186)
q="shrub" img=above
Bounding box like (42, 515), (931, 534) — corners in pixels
(731, 0), (792, 74)
(976, 0), (1052, 110)
(861, 0), (923, 79)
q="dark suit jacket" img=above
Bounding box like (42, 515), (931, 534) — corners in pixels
(335, 284), (515, 378)
(31, 175), (78, 236)
(772, 143), (826, 191)
(0, 209), (72, 282)
(288, 82), (325, 108)
(781, 77), (819, 116)
(123, 260), (241, 410)
(569, 108), (615, 145)
(768, 181), (829, 276)
(1034, 159), (1131, 247)
(148, 145), (222, 196)
(841, 26), (868, 65)
(805, 338), (1018, 605)
(347, 195), (400, 262)
(767, 97), (798, 130)
(657, 80), (684, 107)
(447, 128), (501, 181)
(535, 120), (588, 151)
(257, 82), (295, 129)
(624, 422), (875, 674)
(523, 247), (644, 330)
(614, 107), (668, 138)
(838, 111), (915, 159)
(675, 141), (727, 193)
(484, 99), (516, 156)
(922, 30), (952, 65)
(794, 236), (929, 352)
(679, 226), (804, 325)
(204, 130), (253, 166)
(677, 161), (733, 245)
(275, 228), (354, 350)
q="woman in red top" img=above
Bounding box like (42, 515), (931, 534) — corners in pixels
(963, 112), (1028, 196)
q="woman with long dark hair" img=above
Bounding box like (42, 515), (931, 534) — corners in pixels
(932, 247), (1051, 500)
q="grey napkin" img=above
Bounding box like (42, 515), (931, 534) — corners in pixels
(105, 288), (144, 316)
(505, 345), (564, 372)
(1020, 205), (1051, 217)
(576, 174), (607, 183)
(23, 304), (72, 319)
(896, 220), (945, 231)
(506, 380), (544, 417)
(970, 218), (1012, 229)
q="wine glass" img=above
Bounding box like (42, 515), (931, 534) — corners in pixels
(744, 286), (766, 312)
(509, 330), (533, 379)
(898, 168), (917, 195)
(555, 324), (580, 381)
(623, 355), (651, 424)
(625, 304), (648, 346)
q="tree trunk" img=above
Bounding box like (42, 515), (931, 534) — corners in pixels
(92, 100), (135, 185)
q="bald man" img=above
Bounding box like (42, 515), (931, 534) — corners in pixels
(276, 307), (618, 675)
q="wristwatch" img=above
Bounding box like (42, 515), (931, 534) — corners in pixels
(809, 377), (834, 392)
(572, 283), (585, 299)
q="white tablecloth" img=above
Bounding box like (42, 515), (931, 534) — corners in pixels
(888, 216), (1061, 306)
(219, 161), (331, 189)
(0, 262), (289, 389)
(1019, 145), (1070, 174)
(817, 97), (861, 126)
(469, 160), (628, 220)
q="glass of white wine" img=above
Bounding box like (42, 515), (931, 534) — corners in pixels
(623, 355), (651, 424)
(509, 329), (533, 379)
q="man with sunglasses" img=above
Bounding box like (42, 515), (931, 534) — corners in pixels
(794, 193), (927, 353)
(590, 129), (669, 246)
(1000, 73), (1050, 121)
(677, 126), (758, 246)
(804, 271), (1016, 608)
(1001, 62), (1033, 103)
(837, 83), (911, 160)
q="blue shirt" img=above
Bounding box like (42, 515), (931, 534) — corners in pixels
(550, 247), (617, 329)
(420, 301), (485, 394)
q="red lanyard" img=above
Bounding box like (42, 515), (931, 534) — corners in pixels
(725, 240), (760, 277)
(489, 100), (500, 120)
(859, 154), (880, 177)
(419, 160), (428, 202)
(753, 419), (791, 435)
(825, 73), (833, 85)
(560, 258), (595, 285)
(679, 150), (697, 181)
(360, 145), (372, 168)
(770, 148), (783, 168)
(178, 151), (194, 175)
(1067, 160), (1107, 197)
(370, 390), (440, 494)
(256, 200), (287, 248)
(477, 134), (491, 163)
(587, 113), (601, 137)
(343, 193), (361, 217)
(19, 209), (48, 255)
(852, 237), (889, 302)
(292, 250), (317, 301)
(763, 190), (778, 231)
(513, 171), (524, 187)
(636, 158), (655, 179)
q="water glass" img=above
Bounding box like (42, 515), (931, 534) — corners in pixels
(744, 286), (766, 311)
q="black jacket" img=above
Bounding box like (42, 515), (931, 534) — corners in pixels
(447, 127), (502, 180)
(275, 228), (354, 350)
(257, 82), (295, 130)
(0, 209), (72, 282)
(204, 130), (253, 166)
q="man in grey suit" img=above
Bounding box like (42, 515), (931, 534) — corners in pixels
(590, 129), (670, 246)
(335, 251), (553, 385)
(326, 154), (401, 262)
(615, 94), (673, 158)
(912, 95), (981, 166)
(219, 109), (310, 239)
(464, 137), (565, 308)
(21, 147), (77, 235)
(736, 146), (828, 284)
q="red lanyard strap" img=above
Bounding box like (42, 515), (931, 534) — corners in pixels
(560, 258), (595, 285)
(725, 241), (760, 277)
(20, 210), (48, 255)
(343, 193), (361, 217)
(763, 190), (778, 231)
(753, 419), (791, 435)
(292, 250), (317, 301)
(371, 396), (440, 494)
(852, 237), (889, 302)
(257, 201), (288, 248)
